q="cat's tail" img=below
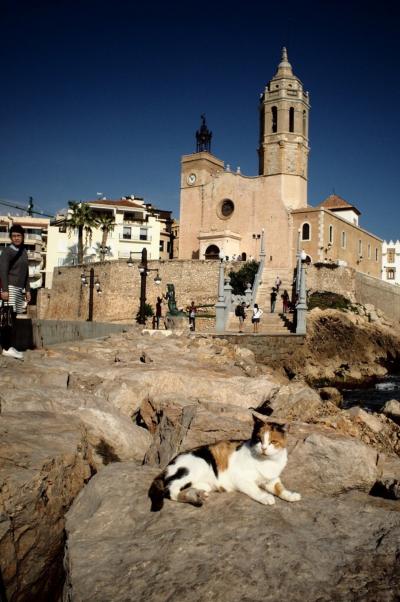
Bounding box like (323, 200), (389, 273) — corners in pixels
(148, 473), (166, 512)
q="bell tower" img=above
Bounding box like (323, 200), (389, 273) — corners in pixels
(258, 48), (310, 209)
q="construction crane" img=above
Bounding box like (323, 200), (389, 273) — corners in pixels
(0, 196), (54, 218)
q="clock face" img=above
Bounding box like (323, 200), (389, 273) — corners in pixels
(187, 173), (197, 185)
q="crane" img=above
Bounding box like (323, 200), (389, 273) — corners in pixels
(0, 196), (54, 218)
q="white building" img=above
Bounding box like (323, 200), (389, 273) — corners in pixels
(382, 240), (400, 285)
(45, 197), (173, 287)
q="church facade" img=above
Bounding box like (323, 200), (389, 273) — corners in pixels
(178, 48), (381, 279)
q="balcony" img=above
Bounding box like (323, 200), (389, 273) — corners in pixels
(27, 251), (42, 262)
(25, 233), (43, 242)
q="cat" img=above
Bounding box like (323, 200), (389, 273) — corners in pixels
(148, 414), (301, 511)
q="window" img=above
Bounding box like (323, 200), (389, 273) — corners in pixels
(387, 268), (395, 280)
(159, 240), (164, 252)
(368, 243), (371, 259)
(358, 240), (362, 256)
(341, 231), (346, 249)
(387, 248), (395, 263)
(220, 199), (234, 218)
(123, 226), (132, 240)
(140, 228), (148, 241)
(271, 106), (277, 133)
(289, 107), (294, 132)
(303, 110), (307, 136)
(301, 223), (310, 241)
(375, 248), (378, 261)
(328, 225), (333, 244)
(167, 241), (171, 253)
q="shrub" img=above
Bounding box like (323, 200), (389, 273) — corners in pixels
(228, 261), (259, 295)
(308, 291), (351, 311)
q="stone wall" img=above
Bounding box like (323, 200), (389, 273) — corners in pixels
(306, 265), (356, 302)
(40, 260), (229, 322)
(355, 272), (400, 323)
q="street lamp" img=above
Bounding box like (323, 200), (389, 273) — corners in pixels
(129, 247), (161, 325)
(80, 267), (102, 321)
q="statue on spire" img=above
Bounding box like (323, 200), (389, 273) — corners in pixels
(195, 114), (212, 153)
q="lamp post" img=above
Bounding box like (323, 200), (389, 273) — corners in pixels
(80, 267), (102, 321)
(295, 250), (308, 335)
(215, 250), (227, 333)
(132, 247), (161, 325)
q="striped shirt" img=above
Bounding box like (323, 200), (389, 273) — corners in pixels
(8, 285), (25, 314)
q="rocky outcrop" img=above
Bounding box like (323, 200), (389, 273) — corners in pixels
(283, 308), (400, 385)
(63, 462), (400, 602)
(1, 328), (399, 601)
(0, 412), (94, 602)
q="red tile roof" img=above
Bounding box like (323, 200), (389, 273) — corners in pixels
(88, 198), (144, 209)
(317, 194), (361, 215)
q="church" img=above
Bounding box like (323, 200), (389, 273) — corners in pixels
(178, 48), (381, 281)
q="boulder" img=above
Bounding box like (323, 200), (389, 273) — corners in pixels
(265, 381), (323, 421)
(318, 386), (343, 406)
(382, 399), (400, 419)
(285, 426), (379, 494)
(347, 406), (384, 434)
(63, 462), (400, 602)
(0, 412), (94, 602)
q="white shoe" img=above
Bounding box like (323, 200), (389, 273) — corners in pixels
(2, 347), (24, 360)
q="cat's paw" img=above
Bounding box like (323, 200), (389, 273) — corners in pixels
(261, 493), (276, 506)
(286, 491), (301, 502)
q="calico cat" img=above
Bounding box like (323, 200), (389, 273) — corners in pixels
(148, 414), (301, 511)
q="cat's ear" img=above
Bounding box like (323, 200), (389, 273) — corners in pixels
(270, 421), (288, 433)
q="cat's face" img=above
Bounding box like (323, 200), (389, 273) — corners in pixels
(251, 419), (287, 457)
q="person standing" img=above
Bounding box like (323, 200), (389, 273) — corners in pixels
(155, 296), (163, 329)
(281, 289), (290, 314)
(0, 224), (31, 359)
(235, 301), (247, 332)
(270, 287), (277, 313)
(275, 275), (282, 291)
(251, 303), (263, 333)
(188, 301), (197, 331)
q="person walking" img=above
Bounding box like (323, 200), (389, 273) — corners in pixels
(0, 224), (31, 359)
(281, 289), (290, 314)
(275, 275), (282, 291)
(251, 303), (263, 333)
(235, 301), (247, 332)
(270, 287), (277, 313)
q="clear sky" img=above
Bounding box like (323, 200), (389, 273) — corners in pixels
(1, 0), (399, 240)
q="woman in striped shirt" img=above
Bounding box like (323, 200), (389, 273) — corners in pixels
(0, 224), (31, 360)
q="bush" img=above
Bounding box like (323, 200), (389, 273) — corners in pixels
(228, 261), (259, 295)
(136, 302), (154, 323)
(308, 291), (351, 312)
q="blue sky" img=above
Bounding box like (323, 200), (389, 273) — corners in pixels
(1, 0), (399, 240)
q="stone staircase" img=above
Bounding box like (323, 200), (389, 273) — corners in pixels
(225, 308), (293, 334)
(255, 267), (294, 312)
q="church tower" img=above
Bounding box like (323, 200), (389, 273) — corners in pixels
(258, 48), (310, 209)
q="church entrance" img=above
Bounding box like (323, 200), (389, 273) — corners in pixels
(204, 244), (220, 260)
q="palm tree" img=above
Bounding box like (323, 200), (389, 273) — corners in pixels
(95, 213), (115, 261)
(66, 201), (96, 264)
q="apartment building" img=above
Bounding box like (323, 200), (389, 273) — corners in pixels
(45, 196), (173, 287)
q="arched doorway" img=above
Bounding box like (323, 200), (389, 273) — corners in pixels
(205, 244), (220, 260)
(241, 252), (247, 261)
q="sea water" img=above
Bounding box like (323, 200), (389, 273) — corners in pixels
(341, 375), (400, 412)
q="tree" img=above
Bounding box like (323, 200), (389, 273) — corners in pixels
(66, 202), (96, 264)
(228, 260), (259, 295)
(95, 213), (115, 260)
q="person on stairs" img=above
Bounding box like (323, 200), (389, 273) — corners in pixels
(252, 303), (263, 333)
(0, 224), (30, 360)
